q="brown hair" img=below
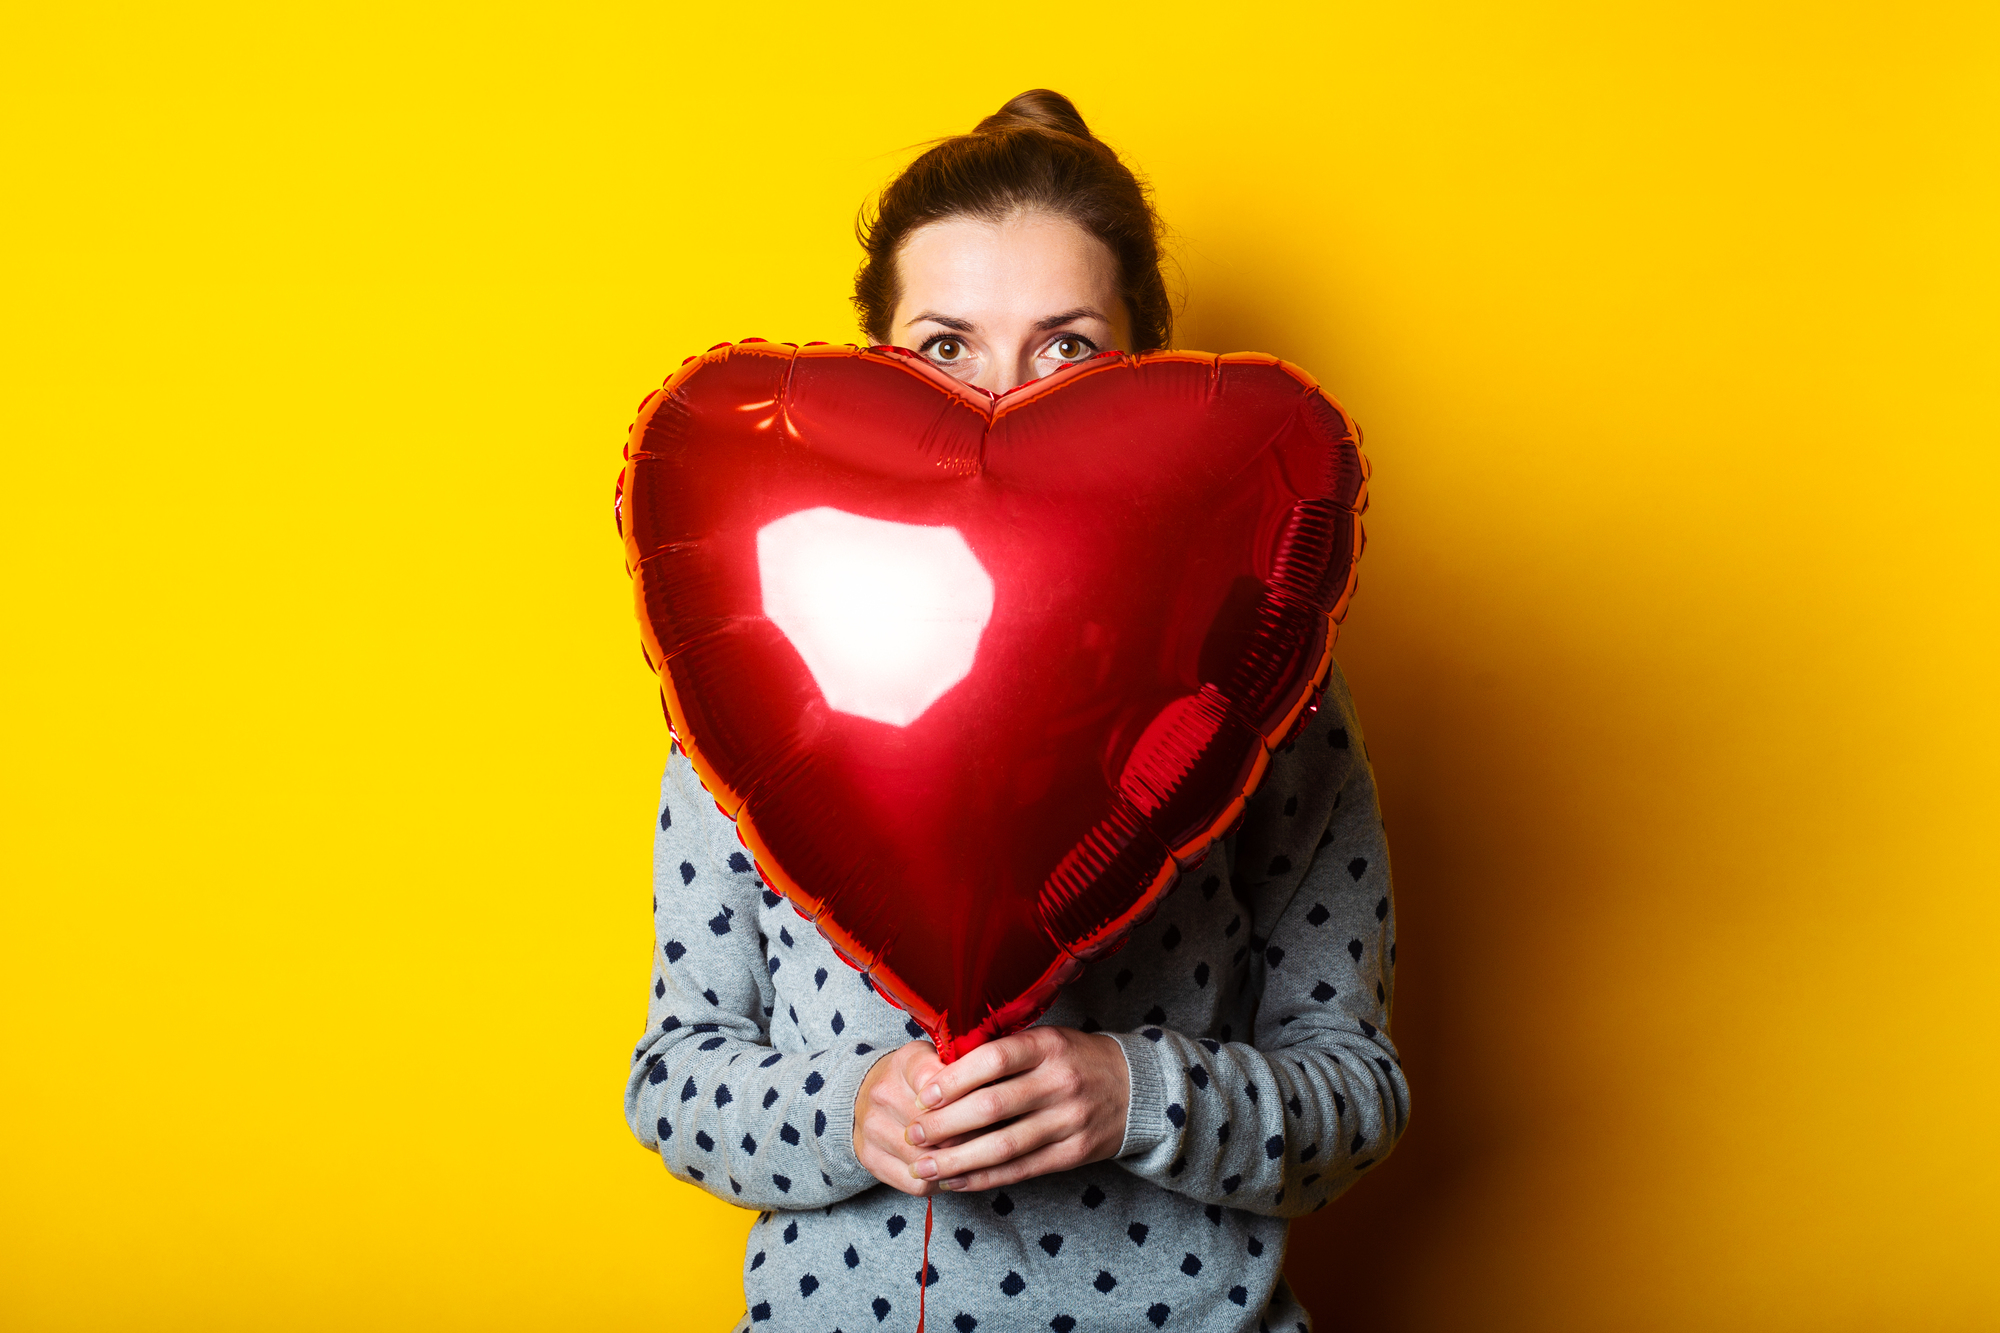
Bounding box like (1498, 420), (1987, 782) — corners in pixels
(853, 89), (1173, 351)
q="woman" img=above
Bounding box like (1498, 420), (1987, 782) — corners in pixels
(626, 90), (1408, 1332)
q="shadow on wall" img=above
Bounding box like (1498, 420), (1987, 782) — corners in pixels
(1176, 261), (1616, 1325)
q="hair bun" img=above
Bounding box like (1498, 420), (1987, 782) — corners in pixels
(975, 89), (1094, 141)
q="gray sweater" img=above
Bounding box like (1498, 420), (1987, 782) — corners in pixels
(626, 663), (1408, 1332)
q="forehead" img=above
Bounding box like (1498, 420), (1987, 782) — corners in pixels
(894, 213), (1118, 319)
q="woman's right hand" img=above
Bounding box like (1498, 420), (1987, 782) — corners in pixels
(853, 1040), (949, 1195)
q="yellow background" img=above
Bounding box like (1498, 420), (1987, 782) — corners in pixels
(4, 2), (1996, 1328)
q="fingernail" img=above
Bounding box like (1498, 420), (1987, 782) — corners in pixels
(912, 1158), (938, 1179)
(922, 1084), (942, 1107)
(940, 1178), (966, 1192)
(906, 1123), (926, 1146)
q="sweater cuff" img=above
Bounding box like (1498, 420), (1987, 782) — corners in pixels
(817, 1047), (888, 1193)
(1108, 1030), (1173, 1159)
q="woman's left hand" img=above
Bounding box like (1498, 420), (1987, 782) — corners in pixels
(902, 1026), (1130, 1192)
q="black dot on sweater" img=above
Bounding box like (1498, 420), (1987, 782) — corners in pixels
(677, 1074), (699, 1101)
(1128, 1221), (1149, 1245)
(1378, 980), (1387, 1002)
(772, 1173), (791, 1192)
(992, 1192), (1015, 1216)
(1198, 1038), (1221, 1054)
(1222, 1174), (1242, 1193)
(680, 861), (697, 885)
(1000, 1271), (1026, 1296)
(1224, 915), (1241, 938)
(1317, 828), (1335, 851)
(803, 1071), (824, 1095)
(686, 1167), (704, 1182)
(1248, 1235), (1265, 1257)
(759, 1051), (783, 1068)
(1300, 1142), (1317, 1161)
(783, 1220), (798, 1243)
(1265, 1134), (1285, 1160)
(748, 1300), (767, 1321)
(653, 977), (665, 999)
(1376, 896), (1389, 921)
(1311, 981), (1336, 1002)
(845, 1244), (860, 1269)
(1229, 1284), (1249, 1305)
(1305, 903), (1329, 927)
(1283, 794), (1298, 815)
(814, 1109), (827, 1136)
(1200, 875), (1221, 900)
(1267, 855), (1291, 876)
(1390, 941), (1397, 966)
(814, 968), (829, 990)
(1181, 1252), (1203, 1276)
(1359, 1018), (1377, 1038)
(729, 852), (751, 873)
(1193, 961), (1210, 987)
(761, 889), (781, 908)
(1333, 1090), (1346, 1115)
(751, 1250), (765, 1269)
(707, 911), (731, 936)
(1329, 727), (1349, 749)
(659, 804), (672, 830)
(694, 1130), (714, 1152)
(1143, 1027), (1164, 1042)
(1204, 1204), (1223, 1226)
(954, 1226), (975, 1251)
(779, 1122), (799, 1145)
(873, 1296), (891, 1322)
(766, 957), (780, 977)
(1161, 924), (1181, 950)
(1051, 1318), (1075, 1333)
(1166, 1103), (1186, 1128)
(1345, 857), (1367, 881)
(918, 1262), (939, 1287)
(1243, 1081), (1258, 1102)
(1347, 938), (1364, 962)
(1039, 1233), (1064, 1257)
(831, 1012), (845, 1035)
(1093, 1271), (1117, 1293)
(778, 926), (794, 948)
(1081, 1185), (1105, 1209)
(1303, 1173), (1321, 1188)
(953, 1314), (976, 1332)
(1189, 1065), (1209, 1090)
(664, 940), (686, 963)
(1114, 969), (1133, 991)
(1147, 1302), (1171, 1327)
(741, 1133), (758, 1155)
(1265, 945), (1285, 967)
(1168, 1156), (1187, 1177)
(1217, 1121), (1231, 1145)
(1351, 1130), (1367, 1152)
(656, 1116), (671, 1140)
(887, 1214), (907, 1237)
(702, 989), (719, 1006)
(789, 1006), (799, 1025)
(1144, 1004), (1167, 1025)
(647, 1063), (668, 1086)
(713, 1084), (732, 1107)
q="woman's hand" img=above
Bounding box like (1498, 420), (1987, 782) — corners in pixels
(853, 1039), (950, 1196)
(903, 1026), (1130, 1193)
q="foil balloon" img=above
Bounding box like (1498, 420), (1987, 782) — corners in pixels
(617, 341), (1367, 1062)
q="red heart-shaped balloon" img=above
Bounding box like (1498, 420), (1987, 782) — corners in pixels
(618, 343), (1366, 1060)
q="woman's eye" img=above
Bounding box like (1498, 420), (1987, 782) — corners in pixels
(928, 338), (963, 362)
(1047, 336), (1095, 361)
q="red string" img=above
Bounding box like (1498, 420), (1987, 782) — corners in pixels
(916, 1194), (934, 1332)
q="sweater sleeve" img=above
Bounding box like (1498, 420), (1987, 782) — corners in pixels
(1106, 669), (1410, 1216)
(623, 745), (883, 1211)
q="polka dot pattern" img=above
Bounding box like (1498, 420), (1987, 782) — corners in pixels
(631, 666), (1402, 1332)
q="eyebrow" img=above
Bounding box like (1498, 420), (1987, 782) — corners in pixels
(904, 308), (1110, 334)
